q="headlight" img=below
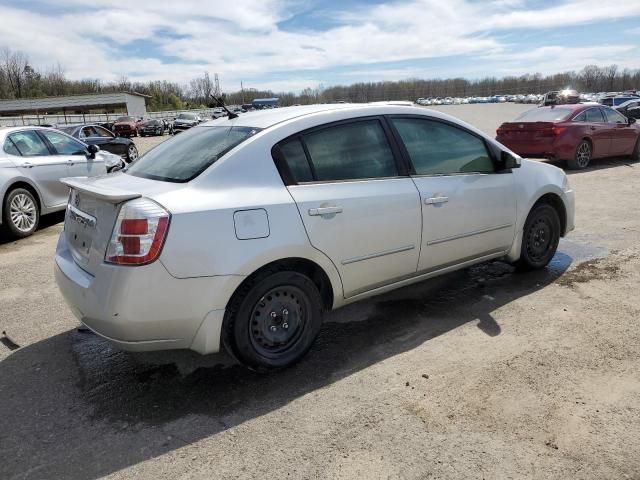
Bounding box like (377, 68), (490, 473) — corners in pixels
(103, 153), (121, 169)
(562, 175), (571, 192)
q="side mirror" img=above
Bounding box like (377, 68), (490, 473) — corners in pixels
(500, 151), (521, 170)
(87, 144), (100, 159)
(628, 116), (636, 125)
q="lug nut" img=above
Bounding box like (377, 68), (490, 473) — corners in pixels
(270, 325), (277, 332)
(270, 312), (277, 319)
(283, 323), (289, 329)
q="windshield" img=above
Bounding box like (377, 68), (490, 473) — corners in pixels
(515, 108), (573, 122)
(116, 116), (135, 122)
(177, 113), (197, 120)
(126, 126), (259, 182)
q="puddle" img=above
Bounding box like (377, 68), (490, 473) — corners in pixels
(549, 238), (609, 275)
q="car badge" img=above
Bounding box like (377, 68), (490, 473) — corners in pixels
(519, 124), (524, 129)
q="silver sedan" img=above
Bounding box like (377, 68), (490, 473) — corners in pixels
(0, 126), (121, 238)
(55, 104), (575, 370)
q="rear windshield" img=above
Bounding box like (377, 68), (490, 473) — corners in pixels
(125, 126), (259, 182)
(57, 126), (77, 135)
(515, 108), (573, 122)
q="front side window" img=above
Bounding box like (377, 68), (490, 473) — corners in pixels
(391, 118), (494, 175)
(302, 120), (398, 181)
(126, 126), (259, 182)
(94, 126), (115, 138)
(602, 108), (627, 124)
(8, 131), (50, 157)
(81, 126), (98, 138)
(585, 108), (605, 123)
(39, 130), (86, 155)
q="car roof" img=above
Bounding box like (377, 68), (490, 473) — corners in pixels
(199, 103), (439, 130)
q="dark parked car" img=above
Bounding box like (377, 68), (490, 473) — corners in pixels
(172, 113), (201, 133)
(57, 124), (139, 163)
(615, 99), (640, 120)
(112, 116), (144, 137)
(140, 118), (173, 136)
(496, 104), (640, 169)
(599, 95), (639, 107)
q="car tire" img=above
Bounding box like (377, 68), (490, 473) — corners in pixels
(515, 202), (560, 272)
(2, 188), (40, 238)
(632, 138), (640, 162)
(567, 139), (592, 169)
(223, 269), (324, 371)
(126, 144), (139, 163)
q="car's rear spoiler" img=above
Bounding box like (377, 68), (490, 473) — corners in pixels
(61, 177), (141, 204)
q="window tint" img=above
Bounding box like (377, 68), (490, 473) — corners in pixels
(3, 138), (21, 156)
(278, 138), (313, 182)
(303, 120), (397, 181)
(126, 126), (259, 182)
(585, 108), (605, 123)
(8, 131), (50, 156)
(391, 118), (494, 175)
(94, 126), (114, 138)
(40, 130), (86, 155)
(602, 108), (627, 124)
(573, 111), (586, 122)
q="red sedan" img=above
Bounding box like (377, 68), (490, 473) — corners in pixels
(496, 104), (640, 169)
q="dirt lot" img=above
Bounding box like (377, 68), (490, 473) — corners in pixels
(1, 105), (639, 479)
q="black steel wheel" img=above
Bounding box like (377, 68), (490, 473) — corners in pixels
(223, 269), (323, 371)
(516, 203), (560, 271)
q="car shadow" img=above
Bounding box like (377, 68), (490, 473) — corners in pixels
(0, 210), (65, 245)
(0, 253), (573, 479)
(545, 156), (637, 174)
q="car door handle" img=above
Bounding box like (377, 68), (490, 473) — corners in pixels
(21, 162), (34, 168)
(590, 126), (597, 131)
(424, 196), (449, 205)
(308, 206), (343, 216)
(67, 159), (75, 166)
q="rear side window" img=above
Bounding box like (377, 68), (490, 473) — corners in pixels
(391, 118), (494, 175)
(8, 131), (50, 156)
(3, 138), (21, 156)
(302, 120), (397, 181)
(602, 108), (627, 124)
(126, 126), (259, 182)
(585, 109), (605, 123)
(573, 111), (586, 122)
(278, 138), (313, 183)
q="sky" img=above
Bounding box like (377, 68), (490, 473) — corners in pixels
(0, 0), (639, 93)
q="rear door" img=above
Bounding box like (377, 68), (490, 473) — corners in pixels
(583, 108), (610, 157)
(388, 116), (516, 272)
(276, 118), (422, 298)
(601, 107), (637, 155)
(8, 130), (70, 207)
(38, 129), (106, 177)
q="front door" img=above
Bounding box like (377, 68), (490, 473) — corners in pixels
(277, 118), (422, 297)
(601, 108), (637, 156)
(38, 129), (104, 177)
(388, 116), (517, 272)
(8, 130), (71, 208)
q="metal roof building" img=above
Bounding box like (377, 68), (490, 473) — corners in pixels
(0, 92), (150, 118)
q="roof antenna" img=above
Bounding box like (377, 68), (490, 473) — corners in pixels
(210, 94), (239, 119)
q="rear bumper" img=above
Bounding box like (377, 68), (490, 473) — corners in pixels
(54, 234), (245, 354)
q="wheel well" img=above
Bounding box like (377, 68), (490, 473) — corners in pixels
(3, 181), (42, 212)
(231, 258), (334, 311)
(533, 193), (567, 236)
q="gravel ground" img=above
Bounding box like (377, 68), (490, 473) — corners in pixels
(1, 104), (639, 480)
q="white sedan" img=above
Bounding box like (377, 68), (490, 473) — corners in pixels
(54, 104), (575, 370)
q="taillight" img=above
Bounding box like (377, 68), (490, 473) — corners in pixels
(105, 198), (170, 265)
(552, 126), (566, 136)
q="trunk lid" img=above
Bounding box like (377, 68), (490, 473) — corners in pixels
(496, 121), (558, 153)
(60, 174), (180, 275)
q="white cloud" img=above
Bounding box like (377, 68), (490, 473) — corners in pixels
(0, 0), (638, 92)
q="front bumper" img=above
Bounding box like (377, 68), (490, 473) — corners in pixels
(173, 124), (195, 132)
(54, 234), (244, 354)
